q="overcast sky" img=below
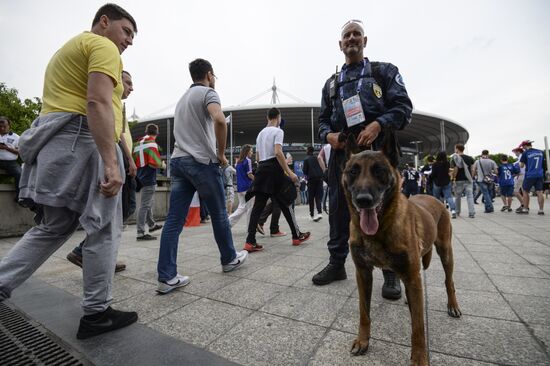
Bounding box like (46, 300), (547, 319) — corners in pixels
(1, 0), (549, 155)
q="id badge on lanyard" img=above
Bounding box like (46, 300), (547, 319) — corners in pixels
(340, 60), (367, 128)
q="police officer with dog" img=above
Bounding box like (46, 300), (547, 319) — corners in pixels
(312, 19), (413, 300)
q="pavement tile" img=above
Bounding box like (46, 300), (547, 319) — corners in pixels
(111, 277), (157, 302)
(462, 243), (513, 253)
(428, 311), (548, 365)
(429, 352), (497, 366)
(149, 298), (252, 348)
(489, 274), (550, 297)
(478, 261), (550, 278)
(531, 325), (550, 351)
(117, 260), (158, 284)
(502, 293), (550, 325)
(522, 254), (550, 265)
(333, 297), (411, 345)
(427, 286), (518, 321)
(118, 246), (161, 261)
(178, 254), (222, 273)
(260, 288), (347, 327)
(208, 312), (325, 366)
(208, 278), (286, 310)
(470, 252), (530, 265)
(182, 270), (240, 297)
(294, 245), (332, 258)
(429, 257), (484, 273)
(308, 329), (411, 366)
(115, 289), (200, 324)
(426, 269), (498, 292)
(48, 276), (84, 297)
(221, 253), (281, 278)
(246, 264), (310, 286)
(273, 254), (325, 270)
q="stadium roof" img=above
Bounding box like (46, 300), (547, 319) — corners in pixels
(135, 104), (468, 156)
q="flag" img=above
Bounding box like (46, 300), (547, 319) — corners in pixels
(133, 135), (162, 169)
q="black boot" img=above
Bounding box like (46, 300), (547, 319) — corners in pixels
(382, 269), (402, 300)
(312, 263), (347, 286)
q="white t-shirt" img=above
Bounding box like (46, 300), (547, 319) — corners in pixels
(0, 132), (19, 161)
(256, 126), (284, 161)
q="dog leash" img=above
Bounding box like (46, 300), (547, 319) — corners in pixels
(423, 270), (432, 365)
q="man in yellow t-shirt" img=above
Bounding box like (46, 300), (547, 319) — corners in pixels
(0, 4), (139, 340)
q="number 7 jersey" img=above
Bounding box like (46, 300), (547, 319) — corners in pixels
(520, 148), (545, 179)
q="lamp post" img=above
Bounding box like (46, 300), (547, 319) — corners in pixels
(410, 140), (422, 169)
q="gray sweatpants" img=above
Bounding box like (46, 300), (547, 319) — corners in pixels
(0, 204), (121, 315)
(137, 184), (156, 235)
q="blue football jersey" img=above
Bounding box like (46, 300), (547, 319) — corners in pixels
(520, 149), (545, 178)
(498, 163), (516, 186)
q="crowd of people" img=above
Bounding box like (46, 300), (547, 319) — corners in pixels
(405, 141), (547, 217)
(0, 4), (547, 347)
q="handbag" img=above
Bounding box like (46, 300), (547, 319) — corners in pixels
(478, 160), (494, 186)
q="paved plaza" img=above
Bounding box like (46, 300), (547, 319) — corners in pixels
(2, 197), (550, 365)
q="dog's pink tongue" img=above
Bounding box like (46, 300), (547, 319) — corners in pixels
(360, 208), (379, 235)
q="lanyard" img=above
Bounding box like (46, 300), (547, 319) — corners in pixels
(339, 59), (368, 100)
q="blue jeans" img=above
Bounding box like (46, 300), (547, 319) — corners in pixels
(478, 181), (494, 212)
(157, 157), (236, 282)
(432, 183), (456, 211)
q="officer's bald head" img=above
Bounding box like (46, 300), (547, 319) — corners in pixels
(341, 19), (365, 38)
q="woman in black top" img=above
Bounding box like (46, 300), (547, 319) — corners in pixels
(431, 151), (457, 218)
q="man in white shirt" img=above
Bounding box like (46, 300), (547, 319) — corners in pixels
(0, 117), (21, 201)
(244, 107), (310, 252)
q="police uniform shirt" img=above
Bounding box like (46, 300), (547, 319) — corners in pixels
(0, 132), (20, 161)
(318, 57), (413, 147)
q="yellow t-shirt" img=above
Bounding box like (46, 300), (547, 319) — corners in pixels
(41, 31), (124, 142)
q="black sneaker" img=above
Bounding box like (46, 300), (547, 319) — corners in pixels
(312, 263), (347, 286)
(137, 234), (157, 241)
(67, 252), (83, 268)
(500, 206), (508, 212)
(149, 224), (163, 233)
(77, 307), (138, 339)
(382, 270), (402, 300)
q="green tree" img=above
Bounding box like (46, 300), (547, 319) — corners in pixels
(0, 82), (42, 135)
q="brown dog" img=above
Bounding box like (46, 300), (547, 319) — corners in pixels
(342, 131), (461, 366)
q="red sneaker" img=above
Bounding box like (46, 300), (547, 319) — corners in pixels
(243, 243), (264, 252)
(292, 232), (311, 246)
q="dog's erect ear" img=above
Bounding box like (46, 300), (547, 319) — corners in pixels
(380, 128), (401, 168)
(345, 133), (360, 160)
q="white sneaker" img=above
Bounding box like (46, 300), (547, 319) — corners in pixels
(314, 213), (322, 222)
(157, 274), (190, 294)
(222, 250), (248, 273)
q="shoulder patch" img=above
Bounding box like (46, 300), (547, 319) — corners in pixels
(395, 73), (405, 87)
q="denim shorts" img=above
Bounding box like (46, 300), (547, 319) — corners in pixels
(522, 177), (543, 192)
(499, 185), (514, 197)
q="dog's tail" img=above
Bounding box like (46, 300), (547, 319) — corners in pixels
(422, 249), (432, 270)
